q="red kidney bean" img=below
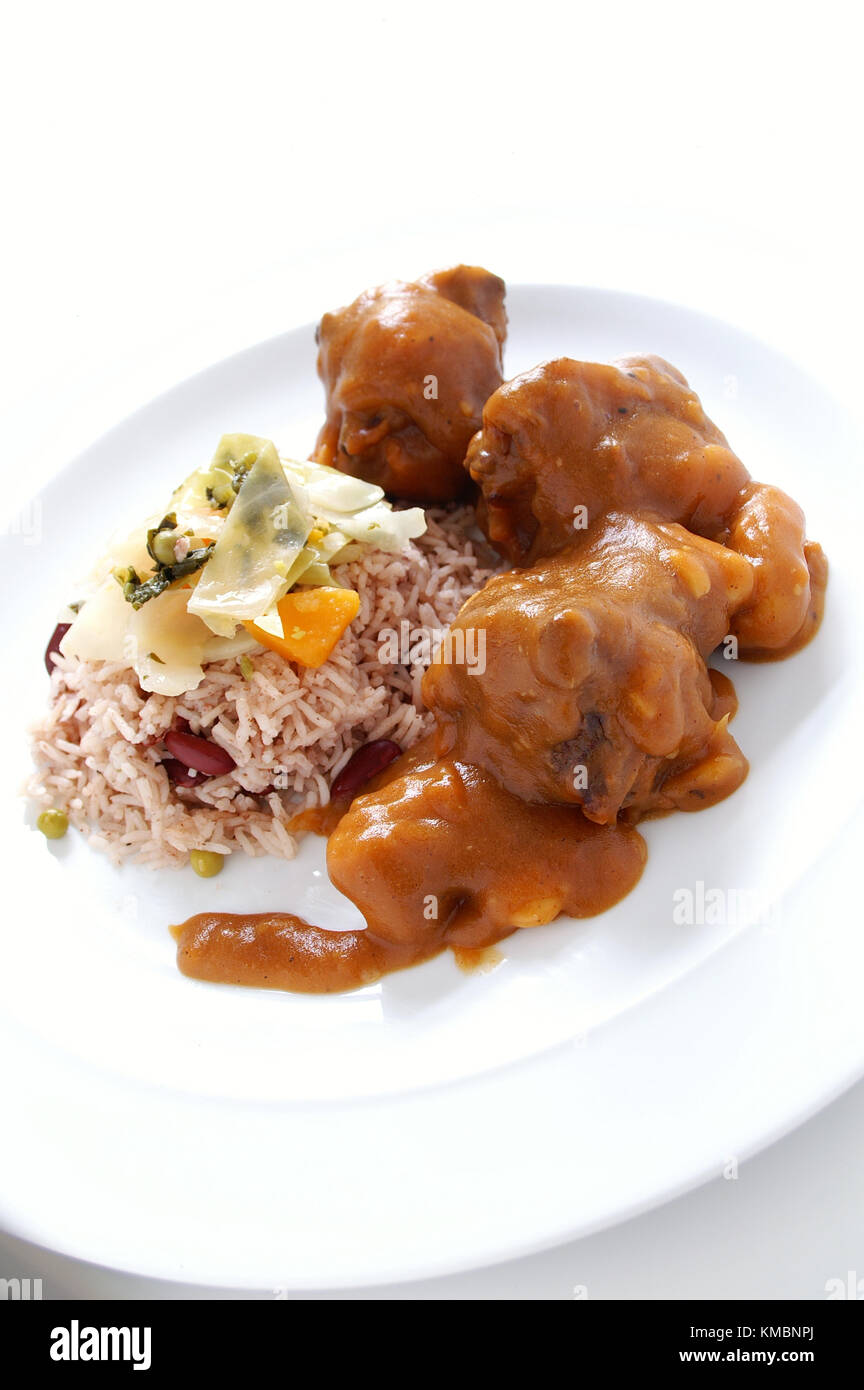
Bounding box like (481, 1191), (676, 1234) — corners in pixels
(164, 729), (236, 776)
(331, 739), (401, 800)
(161, 758), (204, 788)
(44, 623), (71, 674)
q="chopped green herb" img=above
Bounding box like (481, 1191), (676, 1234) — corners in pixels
(240, 654), (254, 680)
(113, 543), (215, 609)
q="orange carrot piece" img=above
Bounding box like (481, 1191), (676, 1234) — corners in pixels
(244, 587), (361, 668)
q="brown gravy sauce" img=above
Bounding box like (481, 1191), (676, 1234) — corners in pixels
(175, 745), (646, 995)
(175, 915), (507, 993)
(174, 911), (435, 994)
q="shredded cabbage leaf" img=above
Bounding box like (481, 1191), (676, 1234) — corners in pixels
(187, 440), (311, 637)
(60, 433), (428, 693)
(282, 454), (425, 556)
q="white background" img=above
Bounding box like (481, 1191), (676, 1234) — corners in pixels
(1, 0), (861, 1298)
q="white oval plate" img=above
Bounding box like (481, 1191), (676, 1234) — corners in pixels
(0, 286), (862, 1289)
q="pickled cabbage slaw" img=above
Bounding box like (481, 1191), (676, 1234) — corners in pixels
(59, 434), (426, 695)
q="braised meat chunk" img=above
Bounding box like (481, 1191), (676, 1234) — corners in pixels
(466, 354), (825, 659)
(424, 512), (754, 825)
(466, 355), (747, 563)
(721, 482), (827, 657)
(315, 265), (506, 503)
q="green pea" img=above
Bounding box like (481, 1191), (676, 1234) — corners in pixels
(190, 849), (224, 878)
(38, 808), (68, 840)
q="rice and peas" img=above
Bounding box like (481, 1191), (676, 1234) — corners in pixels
(28, 436), (495, 869)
